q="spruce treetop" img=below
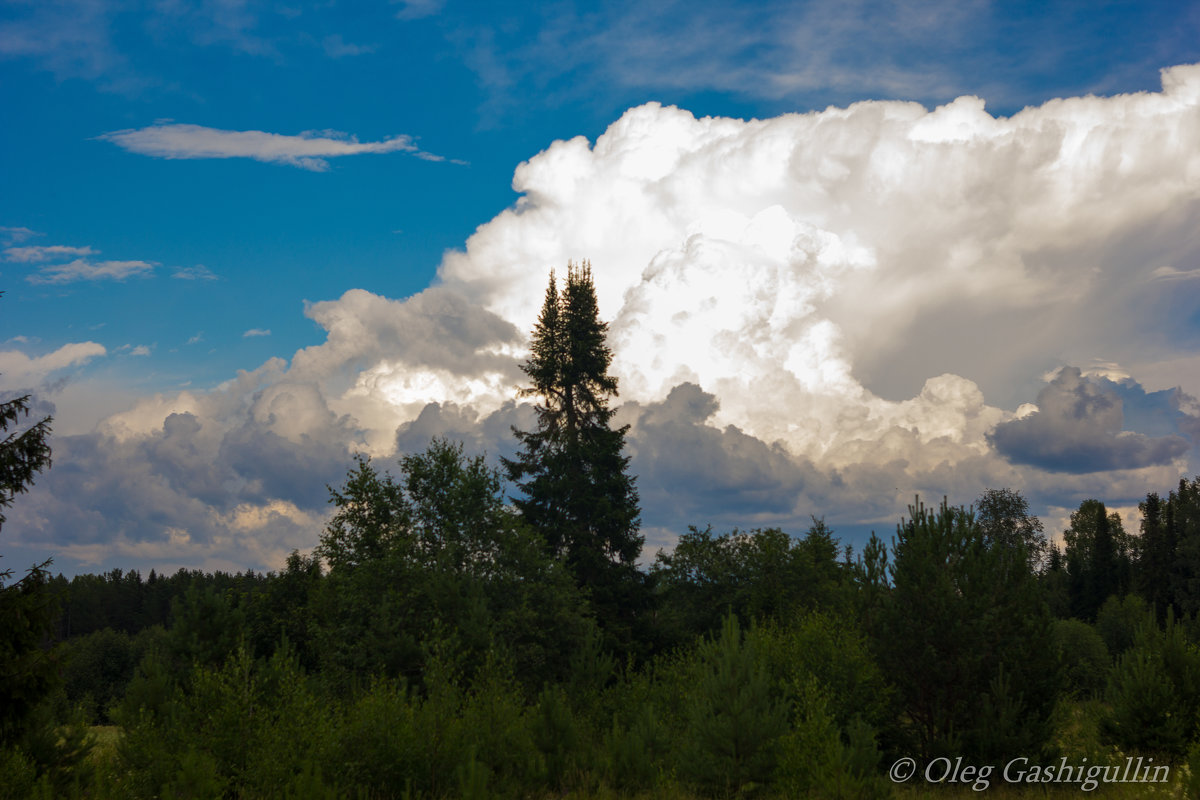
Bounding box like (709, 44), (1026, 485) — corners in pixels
(503, 262), (644, 640)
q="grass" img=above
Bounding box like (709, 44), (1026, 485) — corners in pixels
(86, 725), (120, 765)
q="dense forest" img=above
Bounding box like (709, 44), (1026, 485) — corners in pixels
(4, 270), (1200, 798)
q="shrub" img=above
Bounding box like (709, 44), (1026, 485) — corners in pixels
(776, 676), (887, 800)
(1095, 594), (1149, 658)
(1053, 618), (1111, 698)
(1102, 611), (1200, 757)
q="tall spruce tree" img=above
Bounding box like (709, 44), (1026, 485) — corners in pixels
(504, 263), (644, 641)
(1, 289), (59, 743)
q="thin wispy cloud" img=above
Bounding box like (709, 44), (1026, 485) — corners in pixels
(172, 265), (219, 281)
(0, 0), (128, 86)
(243, 328), (271, 337)
(27, 258), (155, 285)
(393, 0), (445, 21)
(5, 245), (97, 263)
(322, 34), (376, 59)
(0, 227), (41, 245)
(1151, 266), (1200, 281)
(443, 1), (1200, 122)
(98, 124), (457, 171)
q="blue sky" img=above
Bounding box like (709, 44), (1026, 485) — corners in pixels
(3, 0), (1200, 575)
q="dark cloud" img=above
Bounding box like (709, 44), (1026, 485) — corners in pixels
(17, 431), (222, 547)
(5, 399), (356, 567)
(989, 367), (1190, 474)
(217, 424), (352, 511)
(624, 383), (815, 526)
(394, 400), (533, 467)
(393, 386), (822, 534)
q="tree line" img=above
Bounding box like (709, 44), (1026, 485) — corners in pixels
(3, 272), (1200, 797)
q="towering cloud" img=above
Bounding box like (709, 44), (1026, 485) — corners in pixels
(10, 65), (1200, 571)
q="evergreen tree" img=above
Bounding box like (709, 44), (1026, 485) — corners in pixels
(504, 263), (644, 643)
(680, 614), (787, 796)
(1167, 478), (1200, 616)
(1, 398), (52, 531)
(1136, 491), (1175, 619)
(0, 290), (59, 743)
(1064, 499), (1132, 620)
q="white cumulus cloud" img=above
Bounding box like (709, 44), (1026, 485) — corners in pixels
(13, 64), (1200, 572)
(0, 341), (107, 387)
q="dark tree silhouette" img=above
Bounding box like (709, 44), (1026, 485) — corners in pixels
(503, 263), (644, 644)
(0, 290), (58, 743)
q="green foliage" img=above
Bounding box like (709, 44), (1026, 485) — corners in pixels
(113, 645), (177, 724)
(1136, 490), (1175, 619)
(312, 438), (594, 693)
(28, 453), (1200, 796)
(0, 561), (61, 745)
(166, 583), (246, 669)
(532, 686), (582, 790)
(0, 340), (60, 751)
(243, 550), (322, 667)
(754, 611), (888, 733)
(652, 520), (846, 643)
(320, 654), (539, 799)
(1102, 611), (1200, 757)
(850, 532), (889, 630)
(1184, 741), (1200, 800)
(776, 677), (887, 800)
(874, 497), (1060, 760)
(0, 745), (39, 800)
(976, 487), (1048, 570)
(0, 695), (94, 797)
(757, 611), (888, 798)
(1095, 593), (1149, 658)
(0, 385), (53, 530)
(678, 614), (787, 797)
(1155, 477), (1200, 619)
(59, 628), (135, 722)
(317, 453), (410, 572)
(115, 641), (331, 798)
(1053, 618), (1111, 698)
(326, 677), (425, 795)
(605, 702), (670, 793)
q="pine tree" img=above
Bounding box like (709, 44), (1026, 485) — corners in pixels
(680, 614), (787, 796)
(503, 263), (643, 640)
